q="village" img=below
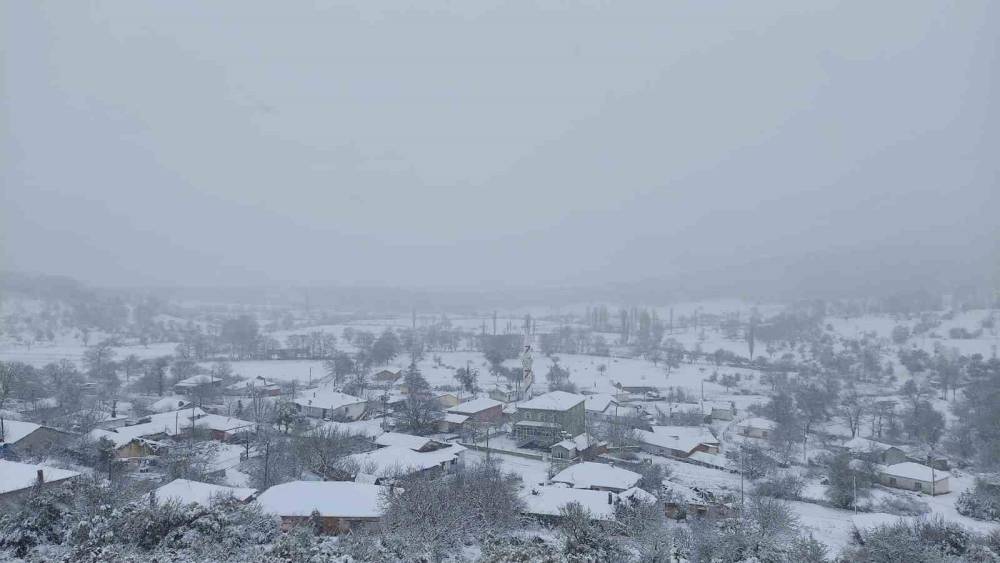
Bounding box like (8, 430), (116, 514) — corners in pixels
(2, 291), (999, 560)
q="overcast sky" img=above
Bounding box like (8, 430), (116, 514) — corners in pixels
(3, 1), (998, 291)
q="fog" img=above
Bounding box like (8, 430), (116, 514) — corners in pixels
(3, 1), (998, 295)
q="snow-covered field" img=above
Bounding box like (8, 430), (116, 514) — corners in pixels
(0, 339), (178, 368)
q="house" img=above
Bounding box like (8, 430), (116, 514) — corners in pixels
(374, 432), (451, 453)
(372, 370), (402, 386)
(489, 384), (521, 403)
(188, 413), (255, 442)
(614, 384), (660, 395)
(342, 443), (466, 483)
(736, 417), (776, 439)
(657, 402), (709, 424)
(447, 397), (503, 424)
(292, 390), (367, 421)
(550, 461), (641, 493)
(583, 394), (625, 422)
(92, 412), (130, 431)
(550, 433), (606, 460)
(173, 374), (223, 394)
(522, 486), (619, 522)
(635, 426), (719, 459)
(0, 419), (73, 457)
(704, 401), (737, 421)
(879, 462), (951, 495)
(521, 485), (656, 522)
(434, 392), (460, 409)
(225, 377), (282, 397)
(0, 460), (80, 508)
(512, 391), (586, 447)
(438, 412), (470, 433)
(899, 444), (951, 471)
(316, 418), (387, 440)
(95, 407), (207, 446)
(149, 396), (192, 413)
(256, 481), (386, 534)
(664, 482), (736, 520)
(86, 428), (166, 459)
(153, 479), (257, 507)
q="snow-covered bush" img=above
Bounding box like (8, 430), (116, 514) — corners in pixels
(677, 496), (808, 562)
(844, 516), (998, 562)
(558, 502), (625, 562)
(752, 472), (804, 500)
(479, 534), (563, 563)
(956, 480), (1000, 522)
(873, 494), (931, 516)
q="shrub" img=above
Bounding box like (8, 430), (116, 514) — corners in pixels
(752, 473), (805, 500)
(874, 495), (931, 517)
(956, 481), (1000, 522)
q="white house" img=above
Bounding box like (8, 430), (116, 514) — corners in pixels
(292, 390), (367, 421)
(0, 419), (73, 456)
(0, 460), (80, 507)
(879, 462), (951, 495)
(153, 479), (257, 507)
(342, 443), (466, 482)
(736, 417), (777, 439)
(635, 425), (719, 458)
(550, 461), (641, 493)
(256, 481), (386, 534)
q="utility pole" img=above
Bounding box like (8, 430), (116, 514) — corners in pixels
(853, 475), (858, 513)
(929, 450), (936, 496)
(739, 444), (745, 507)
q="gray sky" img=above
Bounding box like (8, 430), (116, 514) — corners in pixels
(3, 1), (998, 291)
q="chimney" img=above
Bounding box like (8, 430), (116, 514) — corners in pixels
(36, 469), (44, 484)
(607, 492), (613, 505)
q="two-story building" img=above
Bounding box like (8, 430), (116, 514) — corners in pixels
(512, 391), (586, 447)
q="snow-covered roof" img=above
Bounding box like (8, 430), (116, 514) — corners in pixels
(154, 479), (256, 506)
(292, 390), (366, 411)
(443, 413), (469, 425)
(583, 394), (617, 414)
(375, 432), (432, 451)
(704, 401), (735, 412)
(0, 460), (79, 494)
(551, 462), (641, 491)
(344, 444), (466, 478)
(688, 451), (729, 469)
(619, 486), (657, 504)
(256, 481), (386, 518)
(553, 433), (595, 452)
(86, 428), (135, 448)
(97, 407), (207, 445)
(447, 397), (502, 415)
(636, 425), (718, 455)
(842, 437), (891, 453)
(316, 419), (387, 439)
(738, 417), (776, 431)
(174, 374), (219, 387)
(0, 420), (43, 445)
(518, 391), (585, 412)
(882, 462), (951, 482)
(192, 414), (254, 433)
(521, 486), (619, 520)
(149, 396), (191, 413)
(226, 376), (279, 390)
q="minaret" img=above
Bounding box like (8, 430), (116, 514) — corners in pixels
(519, 334), (534, 400)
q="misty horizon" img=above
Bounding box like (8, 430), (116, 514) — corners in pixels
(4, 1), (999, 294)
